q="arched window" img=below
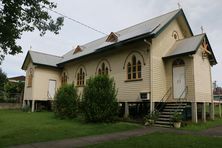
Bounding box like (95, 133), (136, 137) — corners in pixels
(132, 56), (137, 79)
(127, 55), (142, 80)
(77, 68), (85, 86)
(137, 61), (142, 79)
(98, 69), (102, 75)
(27, 68), (33, 87)
(61, 72), (67, 85)
(97, 62), (109, 75)
(127, 63), (132, 80)
(173, 59), (185, 67)
(105, 67), (109, 75)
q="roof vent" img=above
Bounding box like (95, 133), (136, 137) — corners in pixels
(73, 45), (83, 54)
(106, 32), (118, 42)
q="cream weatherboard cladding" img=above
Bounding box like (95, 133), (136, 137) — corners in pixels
(21, 8), (217, 117)
(151, 19), (185, 102)
(32, 66), (61, 101)
(165, 57), (195, 102)
(63, 41), (150, 102)
(23, 64), (61, 101)
(193, 47), (213, 102)
(23, 62), (35, 101)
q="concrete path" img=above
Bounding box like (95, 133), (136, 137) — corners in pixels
(12, 126), (222, 148)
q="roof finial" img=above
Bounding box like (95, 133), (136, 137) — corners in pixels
(177, 2), (181, 9)
(201, 26), (204, 33)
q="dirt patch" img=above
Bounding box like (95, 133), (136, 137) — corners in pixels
(199, 126), (222, 137)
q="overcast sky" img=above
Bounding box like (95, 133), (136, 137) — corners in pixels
(1, 0), (222, 86)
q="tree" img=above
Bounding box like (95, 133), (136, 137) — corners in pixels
(4, 81), (24, 97)
(82, 75), (118, 122)
(0, 68), (7, 90)
(0, 68), (7, 101)
(0, 0), (64, 63)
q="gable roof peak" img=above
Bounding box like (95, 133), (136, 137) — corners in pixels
(106, 32), (118, 42)
(73, 45), (83, 54)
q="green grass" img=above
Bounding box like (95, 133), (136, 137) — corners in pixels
(182, 117), (222, 131)
(87, 132), (222, 148)
(182, 104), (222, 131)
(0, 110), (141, 147)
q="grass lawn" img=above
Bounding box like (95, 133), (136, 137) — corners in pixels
(88, 132), (222, 148)
(0, 110), (141, 147)
(182, 117), (222, 131)
(182, 104), (222, 131)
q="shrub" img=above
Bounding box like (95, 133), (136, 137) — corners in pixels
(144, 110), (159, 126)
(22, 105), (30, 112)
(82, 75), (118, 122)
(53, 84), (78, 119)
(172, 112), (182, 122)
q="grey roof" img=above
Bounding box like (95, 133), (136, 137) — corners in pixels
(164, 34), (205, 58)
(59, 9), (182, 64)
(23, 8), (202, 69)
(29, 50), (62, 68)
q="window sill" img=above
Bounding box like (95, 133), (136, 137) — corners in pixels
(125, 78), (143, 82)
(76, 85), (85, 88)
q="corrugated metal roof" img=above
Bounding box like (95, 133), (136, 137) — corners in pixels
(163, 34), (205, 58)
(29, 50), (63, 67)
(59, 9), (181, 64)
(23, 9), (196, 68)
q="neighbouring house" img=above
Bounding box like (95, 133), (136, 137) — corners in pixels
(21, 9), (218, 126)
(8, 76), (25, 83)
(213, 81), (222, 101)
(6, 76), (25, 103)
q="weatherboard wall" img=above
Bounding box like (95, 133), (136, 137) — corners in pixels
(32, 66), (61, 100)
(193, 47), (212, 102)
(164, 56), (195, 102)
(64, 41), (151, 102)
(23, 62), (61, 101)
(151, 19), (185, 102)
(23, 62), (35, 101)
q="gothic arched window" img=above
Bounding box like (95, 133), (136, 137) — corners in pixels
(173, 59), (185, 67)
(97, 62), (110, 75)
(127, 55), (142, 80)
(77, 68), (85, 86)
(61, 72), (68, 85)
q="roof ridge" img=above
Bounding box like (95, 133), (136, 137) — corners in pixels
(116, 9), (181, 34)
(62, 9), (181, 58)
(29, 50), (63, 58)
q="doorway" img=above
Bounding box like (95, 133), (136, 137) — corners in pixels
(172, 59), (186, 99)
(48, 80), (56, 99)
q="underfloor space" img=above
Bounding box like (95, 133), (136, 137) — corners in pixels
(23, 100), (52, 112)
(119, 102), (150, 120)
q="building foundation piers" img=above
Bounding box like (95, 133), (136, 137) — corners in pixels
(192, 102), (198, 123)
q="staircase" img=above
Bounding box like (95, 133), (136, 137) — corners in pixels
(154, 102), (188, 128)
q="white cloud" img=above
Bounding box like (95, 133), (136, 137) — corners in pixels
(1, 0), (222, 85)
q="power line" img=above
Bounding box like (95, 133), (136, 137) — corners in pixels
(0, 3), (108, 36)
(43, 6), (108, 36)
